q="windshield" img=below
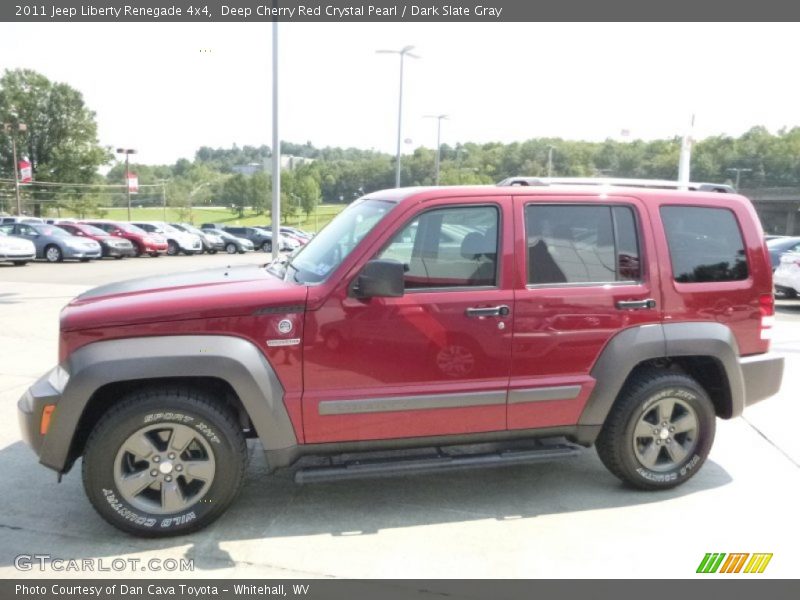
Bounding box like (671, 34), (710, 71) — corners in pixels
(277, 198), (395, 284)
(118, 223), (148, 234)
(77, 224), (109, 236)
(37, 225), (70, 237)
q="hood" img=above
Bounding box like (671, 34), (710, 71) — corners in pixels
(62, 264), (307, 331)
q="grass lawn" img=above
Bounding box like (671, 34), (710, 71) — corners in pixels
(52, 204), (347, 232)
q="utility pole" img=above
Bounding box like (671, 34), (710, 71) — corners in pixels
(547, 145), (555, 178)
(116, 148), (137, 220)
(271, 20), (281, 261)
(424, 114), (448, 185)
(726, 167), (752, 191)
(161, 180), (168, 221)
(677, 114), (695, 191)
(3, 121), (27, 215)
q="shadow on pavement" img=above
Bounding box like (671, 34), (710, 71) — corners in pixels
(0, 437), (733, 572)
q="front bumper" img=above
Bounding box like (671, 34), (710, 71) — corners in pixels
(0, 251), (35, 261)
(102, 243), (136, 258)
(18, 368), (64, 462)
(63, 246), (102, 259)
(741, 352), (784, 408)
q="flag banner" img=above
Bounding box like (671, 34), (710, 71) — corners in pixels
(18, 159), (32, 184)
(127, 171), (138, 194)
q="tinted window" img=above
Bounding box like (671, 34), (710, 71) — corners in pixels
(378, 205), (499, 289)
(525, 205), (640, 284)
(660, 206), (748, 283)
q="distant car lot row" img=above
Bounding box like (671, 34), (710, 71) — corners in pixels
(0, 215), (312, 265)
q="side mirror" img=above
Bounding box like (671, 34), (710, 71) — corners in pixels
(355, 259), (405, 298)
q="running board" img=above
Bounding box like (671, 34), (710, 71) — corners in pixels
(294, 442), (583, 484)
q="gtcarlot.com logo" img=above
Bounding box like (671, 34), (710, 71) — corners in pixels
(696, 553), (773, 574)
(14, 554), (194, 572)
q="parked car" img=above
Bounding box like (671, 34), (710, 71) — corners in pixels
(221, 226), (276, 252)
(773, 250), (800, 297)
(766, 236), (800, 270)
(0, 222), (101, 262)
(0, 229), (36, 265)
(205, 228), (254, 254)
(82, 220), (167, 257)
(18, 178), (783, 536)
(0, 216), (44, 224)
(132, 221), (202, 256)
(261, 226), (309, 247)
(56, 222), (136, 259)
(765, 235), (788, 242)
(170, 223), (225, 254)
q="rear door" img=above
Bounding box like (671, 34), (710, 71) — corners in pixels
(508, 195), (662, 430)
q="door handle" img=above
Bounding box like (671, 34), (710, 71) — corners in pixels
(466, 305), (511, 318)
(616, 299), (656, 310)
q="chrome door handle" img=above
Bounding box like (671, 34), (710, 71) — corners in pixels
(616, 299), (656, 310)
(466, 305), (511, 318)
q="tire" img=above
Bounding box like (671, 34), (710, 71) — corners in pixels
(225, 243), (237, 254)
(12, 261), (28, 266)
(167, 241), (179, 256)
(261, 241), (272, 253)
(45, 245), (63, 263)
(184, 250), (196, 256)
(134, 245), (144, 257)
(114, 255), (124, 260)
(595, 369), (715, 490)
(208, 249), (218, 255)
(79, 258), (91, 262)
(82, 386), (247, 537)
(149, 252), (160, 258)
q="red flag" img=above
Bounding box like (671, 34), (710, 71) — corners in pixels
(126, 171), (138, 194)
(18, 159), (32, 184)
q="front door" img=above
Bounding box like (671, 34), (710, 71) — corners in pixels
(302, 198), (514, 443)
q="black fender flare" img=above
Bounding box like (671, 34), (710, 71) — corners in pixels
(39, 335), (297, 472)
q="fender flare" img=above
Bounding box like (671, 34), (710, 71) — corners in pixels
(39, 335), (297, 472)
(578, 322), (744, 428)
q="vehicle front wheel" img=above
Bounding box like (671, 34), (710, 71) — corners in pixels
(45, 245), (63, 263)
(167, 241), (179, 256)
(82, 387), (248, 537)
(595, 369), (715, 490)
(261, 241), (272, 253)
(225, 243), (237, 254)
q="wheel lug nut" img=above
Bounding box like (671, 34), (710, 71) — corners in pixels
(176, 465), (183, 472)
(150, 470), (158, 477)
(152, 456), (160, 463)
(666, 439), (672, 444)
(656, 440), (661, 445)
(168, 453), (175, 460)
(165, 475), (172, 482)
(669, 427), (675, 432)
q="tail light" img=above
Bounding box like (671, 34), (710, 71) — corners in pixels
(759, 293), (775, 341)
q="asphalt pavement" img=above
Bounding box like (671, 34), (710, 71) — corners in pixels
(0, 255), (798, 578)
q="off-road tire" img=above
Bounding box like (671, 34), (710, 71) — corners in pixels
(82, 387), (247, 537)
(596, 369), (715, 490)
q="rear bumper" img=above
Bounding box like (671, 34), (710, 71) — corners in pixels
(740, 352), (784, 408)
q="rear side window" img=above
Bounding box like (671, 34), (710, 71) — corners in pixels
(660, 206), (748, 283)
(525, 204), (641, 285)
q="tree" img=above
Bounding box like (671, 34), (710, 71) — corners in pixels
(295, 174), (321, 218)
(0, 69), (111, 215)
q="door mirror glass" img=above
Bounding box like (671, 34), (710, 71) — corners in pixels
(355, 259), (405, 298)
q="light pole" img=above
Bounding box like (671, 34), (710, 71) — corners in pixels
(424, 114), (448, 185)
(377, 45), (420, 188)
(188, 182), (211, 222)
(116, 148), (137, 221)
(160, 179), (169, 221)
(2, 121), (27, 216)
(547, 145), (555, 178)
(726, 167), (752, 191)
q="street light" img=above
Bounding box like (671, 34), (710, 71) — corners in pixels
(726, 167), (752, 191)
(377, 45), (420, 188)
(2, 121), (28, 216)
(547, 145), (556, 178)
(424, 114), (448, 185)
(116, 148), (137, 221)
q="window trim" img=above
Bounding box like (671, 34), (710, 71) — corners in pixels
(523, 202), (644, 288)
(373, 202), (503, 294)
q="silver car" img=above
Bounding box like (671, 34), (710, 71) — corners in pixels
(0, 223), (101, 262)
(0, 230), (36, 265)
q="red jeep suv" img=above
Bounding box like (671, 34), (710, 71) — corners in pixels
(18, 180), (783, 536)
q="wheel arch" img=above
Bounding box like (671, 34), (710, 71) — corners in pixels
(578, 322), (745, 434)
(40, 335), (297, 473)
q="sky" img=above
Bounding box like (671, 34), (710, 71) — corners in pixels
(2, 22), (800, 166)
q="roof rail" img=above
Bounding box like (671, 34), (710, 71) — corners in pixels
(497, 177), (735, 193)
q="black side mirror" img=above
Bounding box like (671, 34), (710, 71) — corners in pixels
(355, 259), (405, 298)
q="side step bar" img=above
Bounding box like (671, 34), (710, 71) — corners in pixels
(295, 442), (583, 484)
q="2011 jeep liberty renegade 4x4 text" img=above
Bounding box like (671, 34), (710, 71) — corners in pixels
(19, 179), (784, 536)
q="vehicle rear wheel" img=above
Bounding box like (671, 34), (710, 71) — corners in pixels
(45, 245), (63, 263)
(595, 369), (715, 490)
(167, 241), (179, 256)
(225, 243), (237, 254)
(261, 241), (272, 253)
(82, 387), (247, 537)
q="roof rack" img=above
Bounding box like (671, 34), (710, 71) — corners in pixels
(496, 177), (735, 193)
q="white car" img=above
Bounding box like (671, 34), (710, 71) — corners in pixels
(774, 252), (800, 298)
(132, 221), (203, 256)
(0, 229), (36, 265)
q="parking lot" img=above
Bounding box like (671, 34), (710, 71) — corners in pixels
(0, 255), (798, 578)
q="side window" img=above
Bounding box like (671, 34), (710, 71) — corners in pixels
(660, 206), (748, 283)
(525, 204), (640, 285)
(378, 205), (499, 289)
